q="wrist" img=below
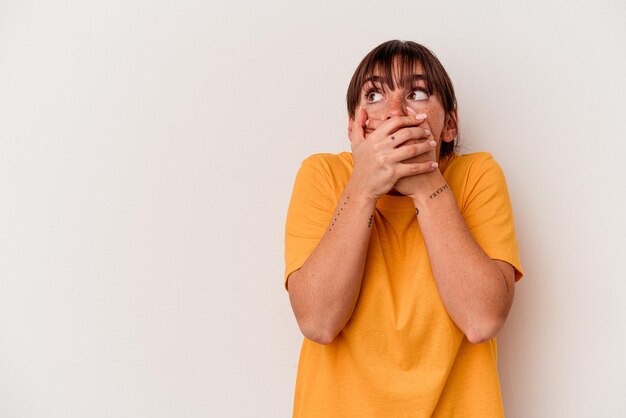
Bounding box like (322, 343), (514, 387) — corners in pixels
(408, 170), (447, 208)
(344, 179), (379, 208)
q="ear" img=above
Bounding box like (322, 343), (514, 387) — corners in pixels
(441, 110), (458, 143)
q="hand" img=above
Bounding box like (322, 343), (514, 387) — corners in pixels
(364, 112), (440, 198)
(348, 107), (438, 201)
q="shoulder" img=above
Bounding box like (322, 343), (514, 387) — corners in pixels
(300, 152), (353, 172)
(444, 151), (498, 174)
(294, 152), (353, 200)
(444, 151), (506, 183)
(443, 151), (510, 203)
(297, 152), (354, 182)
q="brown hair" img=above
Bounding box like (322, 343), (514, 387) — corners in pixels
(346, 40), (458, 159)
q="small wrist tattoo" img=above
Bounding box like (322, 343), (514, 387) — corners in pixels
(415, 207), (419, 216)
(428, 184), (449, 200)
(328, 195), (350, 232)
(367, 214), (374, 228)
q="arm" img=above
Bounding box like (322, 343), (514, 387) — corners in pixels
(286, 110), (437, 344)
(410, 170), (516, 344)
(365, 110), (520, 343)
(287, 182), (376, 345)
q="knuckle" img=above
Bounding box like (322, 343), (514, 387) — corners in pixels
(389, 117), (405, 130)
(379, 165), (393, 181)
(403, 115), (415, 124)
(415, 162), (429, 173)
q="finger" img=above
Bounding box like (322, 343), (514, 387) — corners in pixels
(387, 127), (432, 147)
(376, 113), (428, 138)
(406, 106), (419, 117)
(419, 120), (432, 138)
(364, 119), (380, 137)
(366, 114), (425, 134)
(366, 112), (428, 136)
(395, 160), (439, 177)
(350, 107), (367, 145)
(388, 139), (437, 163)
(365, 117), (385, 131)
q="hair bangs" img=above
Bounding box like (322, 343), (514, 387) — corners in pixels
(364, 45), (431, 93)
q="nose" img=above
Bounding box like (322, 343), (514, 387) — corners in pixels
(386, 94), (406, 119)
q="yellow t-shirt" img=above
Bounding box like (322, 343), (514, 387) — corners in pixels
(284, 151), (524, 418)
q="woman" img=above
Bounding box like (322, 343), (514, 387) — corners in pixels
(284, 40), (523, 417)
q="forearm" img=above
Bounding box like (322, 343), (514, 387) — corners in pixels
(288, 180), (377, 344)
(411, 171), (513, 343)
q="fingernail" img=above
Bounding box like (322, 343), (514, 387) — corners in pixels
(429, 140), (436, 147)
(431, 162), (439, 168)
(365, 119), (370, 126)
(415, 113), (427, 120)
(424, 129), (431, 136)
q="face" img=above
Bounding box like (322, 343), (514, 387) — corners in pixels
(348, 61), (457, 160)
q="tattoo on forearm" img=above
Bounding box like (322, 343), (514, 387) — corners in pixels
(328, 196), (350, 232)
(429, 184), (449, 200)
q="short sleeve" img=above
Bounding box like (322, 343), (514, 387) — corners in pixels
(283, 156), (338, 291)
(462, 153), (524, 282)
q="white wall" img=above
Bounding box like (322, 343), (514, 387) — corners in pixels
(1, 1), (624, 417)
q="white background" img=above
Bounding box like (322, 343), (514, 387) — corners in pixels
(1, 1), (625, 417)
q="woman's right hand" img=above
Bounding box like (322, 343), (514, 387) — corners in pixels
(348, 107), (438, 201)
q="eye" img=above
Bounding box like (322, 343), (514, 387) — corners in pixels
(409, 88), (429, 101)
(365, 90), (384, 103)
